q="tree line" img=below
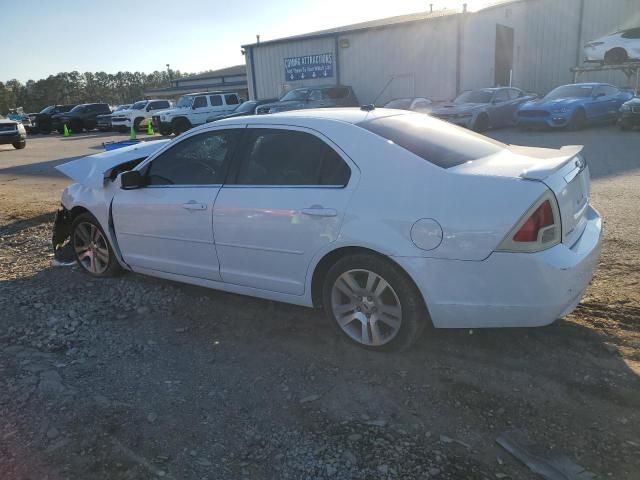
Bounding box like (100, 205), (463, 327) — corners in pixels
(0, 70), (190, 114)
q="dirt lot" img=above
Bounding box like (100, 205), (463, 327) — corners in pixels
(1, 127), (639, 480)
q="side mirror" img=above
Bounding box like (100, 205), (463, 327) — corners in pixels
(146, 106), (152, 111)
(120, 170), (145, 190)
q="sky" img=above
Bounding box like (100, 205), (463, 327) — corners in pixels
(0, 0), (495, 83)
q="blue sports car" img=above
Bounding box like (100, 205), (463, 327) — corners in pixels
(516, 83), (633, 130)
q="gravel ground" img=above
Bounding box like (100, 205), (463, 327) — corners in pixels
(1, 128), (639, 479)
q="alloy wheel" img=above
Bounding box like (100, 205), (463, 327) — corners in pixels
(73, 222), (109, 274)
(331, 269), (402, 346)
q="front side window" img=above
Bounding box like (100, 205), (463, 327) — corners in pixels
(177, 96), (193, 108)
(235, 129), (351, 186)
(308, 90), (323, 101)
(508, 88), (522, 100)
(544, 85), (593, 100)
(70, 105), (86, 113)
(146, 130), (240, 185)
(131, 101), (147, 110)
(280, 89), (309, 102)
(358, 113), (504, 169)
(193, 96), (207, 108)
(602, 85), (619, 96)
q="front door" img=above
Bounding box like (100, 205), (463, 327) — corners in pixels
(112, 128), (241, 279)
(213, 126), (355, 295)
(190, 95), (210, 125)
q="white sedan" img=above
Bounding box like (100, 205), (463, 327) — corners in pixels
(53, 108), (602, 351)
(584, 27), (640, 64)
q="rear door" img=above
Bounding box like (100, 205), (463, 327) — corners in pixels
(112, 128), (241, 279)
(487, 89), (512, 127)
(213, 126), (356, 295)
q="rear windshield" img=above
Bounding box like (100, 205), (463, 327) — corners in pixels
(358, 114), (505, 169)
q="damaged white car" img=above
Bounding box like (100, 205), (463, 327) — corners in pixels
(53, 109), (602, 351)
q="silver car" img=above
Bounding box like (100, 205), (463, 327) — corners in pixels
(430, 87), (536, 132)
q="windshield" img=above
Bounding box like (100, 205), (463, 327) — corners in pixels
(70, 105), (86, 113)
(280, 89), (309, 102)
(235, 101), (257, 114)
(454, 90), (494, 104)
(131, 101), (147, 110)
(176, 96), (193, 108)
(359, 113), (504, 169)
(385, 99), (413, 109)
(39, 106), (55, 114)
(544, 85), (593, 100)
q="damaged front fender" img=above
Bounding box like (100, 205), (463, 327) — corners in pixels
(52, 208), (74, 262)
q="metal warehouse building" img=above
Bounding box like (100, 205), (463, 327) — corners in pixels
(243, 0), (639, 103)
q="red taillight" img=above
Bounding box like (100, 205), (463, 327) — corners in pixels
(513, 200), (555, 242)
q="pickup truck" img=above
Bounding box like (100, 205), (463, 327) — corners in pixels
(51, 103), (111, 133)
(30, 104), (76, 134)
(97, 104), (131, 132)
(111, 99), (172, 133)
(152, 92), (241, 135)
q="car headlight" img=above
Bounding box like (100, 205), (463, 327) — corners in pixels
(551, 108), (570, 114)
(620, 104), (631, 112)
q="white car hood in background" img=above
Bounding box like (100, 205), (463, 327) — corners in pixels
(55, 139), (170, 189)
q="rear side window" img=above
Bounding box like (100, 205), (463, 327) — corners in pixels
(224, 94), (240, 105)
(359, 114), (504, 169)
(235, 129), (350, 186)
(209, 95), (223, 107)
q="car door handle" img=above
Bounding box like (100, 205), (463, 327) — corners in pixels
(301, 207), (337, 217)
(182, 201), (207, 211)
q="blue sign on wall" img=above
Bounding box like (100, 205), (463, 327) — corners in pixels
(284, 53), (334, 81)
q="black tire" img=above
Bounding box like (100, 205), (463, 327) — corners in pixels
(473, 113), (489, 132)
(568, 109), (586, 131)
(71, 213), (121, 277)
(134, 117), (144, 131)
(172, 117), (191, 135)
(620, 120), (632, 131)
(70, 120), (84, 134)
(604, 48), (627, 65)
(12, 141), (26, 149)
(322, 253), (428, 352)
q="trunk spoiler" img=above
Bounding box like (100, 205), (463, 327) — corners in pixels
(509, 145), (584, 181)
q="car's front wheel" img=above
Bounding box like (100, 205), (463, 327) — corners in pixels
(72, 213), (121, 277)
(172, 117), (191, 135)
(604, 48), (627, 65)
(322, 253), (427, 351)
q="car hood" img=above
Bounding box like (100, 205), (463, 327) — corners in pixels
(431, 103), (486, 114)
(520, 97), (585, 110)
(155, 107), (189, 117)
(55, 139), (170, 189)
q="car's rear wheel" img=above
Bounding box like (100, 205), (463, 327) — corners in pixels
(473, 113), (489, 132)
(604, 48), (627, 65)
(72, 213), (121, 277)
(322, 253), (427, 351)
(568, 109), (586, 131)
(12, 141), (26, 149)
(172, 117), (191, 135)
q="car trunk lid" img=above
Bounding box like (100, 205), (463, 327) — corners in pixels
(452, 144), (590, 247)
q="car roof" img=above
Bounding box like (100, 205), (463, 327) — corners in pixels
(183, 91), (227, 96)
(212, 107), (400, 127)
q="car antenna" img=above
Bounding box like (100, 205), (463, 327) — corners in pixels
(360, 104), (376, 112)
(372, 74), (397, 107)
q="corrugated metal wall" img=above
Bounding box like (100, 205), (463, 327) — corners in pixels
(248, 37), (336, 100)
(247, 0), (638, 101)
(337, 16), (459, 103)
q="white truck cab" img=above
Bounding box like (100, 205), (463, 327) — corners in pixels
(152, 92), (241, 135)
(111, 99), (172, 132)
